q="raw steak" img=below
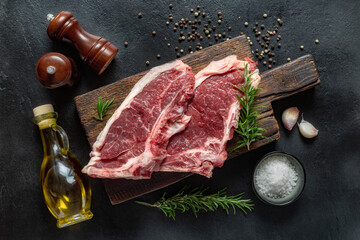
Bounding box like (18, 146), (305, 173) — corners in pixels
(82, 61), (195, 179)
(158, 56), (261, 177)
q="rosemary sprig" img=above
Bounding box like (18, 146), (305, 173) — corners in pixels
(92, 96), (114, 121)
(135, 186), (254, 220)
(232, 63), (266, 151)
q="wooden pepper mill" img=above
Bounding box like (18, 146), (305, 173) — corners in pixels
(36, 52), (79, 89)
(46, 11), (118, 75)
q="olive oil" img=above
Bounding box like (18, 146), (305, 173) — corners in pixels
(33, 104), (93, 228)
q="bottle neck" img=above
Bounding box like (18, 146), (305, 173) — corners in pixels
(34, 112), (62, 156)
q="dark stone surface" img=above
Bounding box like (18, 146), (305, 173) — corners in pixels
(0, 0), (359, 239)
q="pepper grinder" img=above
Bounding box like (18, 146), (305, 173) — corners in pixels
(36, 52), (79, 89)
(46, 11), (118, 75)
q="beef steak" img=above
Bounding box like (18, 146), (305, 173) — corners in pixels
(82, 61), (195, 179)
(159, 56), (260, 177)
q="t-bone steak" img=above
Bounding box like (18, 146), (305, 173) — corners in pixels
(158, 55), (261, 177)
(82, 61), (195, 179)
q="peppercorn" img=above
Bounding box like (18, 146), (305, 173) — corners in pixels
(263, 13), (268, 18)
(218, 19), (222, 24)
(261, 43), (265, 47)
(244, 22), (248, 27)
(249, 42), (253, 46)
(180, 24), (184, 29)
(265, 44), (269, 49)
(188, 46), (192, 50)
(152, 31), (156, 35)
(209, 42), (213, 46)
(255, 22), (258, 26)
(146, 61), (150, 65)
(156, 54), (161, 59)
(173, 27), (177, 31)
(268, 65), (272, 69)
(197, 5), (201, 9)
(180, 49), (184, 53)
(259, 56), (263, 60)
(207, 34), (211, 38)
(228, 26), (231, 31)
(205, 30), (209, 35)
(190, 8), (194, 12)
(218, 15), (223, 20)
(138, 13), (142, 18)
(195, 12), (199, 17)
(260, 24), (265, 29)
(169, 16), (173, 21)
(256, 53), (259, 57)
(175, 46), (179, 51)
(240, 32), (244, 35)
(218, 11), (222, 16)
(202, 12), (206, 17)
(273, 60), (276, 65)
(218, 34), (222, 38)
(255, 49), (259, 52)
(166, 21), (169, 25)
(315, 39), (319, 44)
(263, 61), (267, 65)
(278, 43), (281, 48)
(184, 25), (188, 29)
(198, 20), (202, 25)
(178, 37), (182, 41)
(300, 45), (304, 50)
(168, 43), (171, 47)
(199, 46), (203, 50)
(124, 41), (128, 47)
(271, 45), (275, 50)
(222, 32), (226, 37)
(175, 23), (179, 27)
(176, 53), (180, 58)
(269, 58), (273, 63)
(287, 58), (291, 62)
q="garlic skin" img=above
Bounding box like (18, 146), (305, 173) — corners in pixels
(298, 118), (319, 138)
(282, 107), (300, 131)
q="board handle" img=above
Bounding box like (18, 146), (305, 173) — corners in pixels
(257, 54), (320, 102)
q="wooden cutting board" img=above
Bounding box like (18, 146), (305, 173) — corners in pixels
(74, 35), (320, 205)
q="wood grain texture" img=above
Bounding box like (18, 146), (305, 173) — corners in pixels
(74, 35), (320, 204)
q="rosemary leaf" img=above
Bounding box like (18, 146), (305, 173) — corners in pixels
(232, 63), (266, 151)
(135, 186), (254, 220)
(93, 96), (114, 121)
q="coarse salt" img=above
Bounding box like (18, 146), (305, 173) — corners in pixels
(255, 155), (298, 199)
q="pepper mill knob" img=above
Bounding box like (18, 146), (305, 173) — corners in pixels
(36, 52), (79, 89)
(46, 11), (118, 75)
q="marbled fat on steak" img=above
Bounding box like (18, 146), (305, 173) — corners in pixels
(158, 56), (260, 177)
(82, 61), (195, 179)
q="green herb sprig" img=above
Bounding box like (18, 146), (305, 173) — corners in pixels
(232, 63), (266, 151)
(93, 96), (115, 121)
(135, 186), (254, 220)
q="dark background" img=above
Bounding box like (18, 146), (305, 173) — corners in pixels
(1, 0), (360, 239)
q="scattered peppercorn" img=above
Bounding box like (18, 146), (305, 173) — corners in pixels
(263, 61), (267, 65)
(190, 8), (194, 13)
(244, 22), (249, 27)
(278, 43), (281, 48)
(180, 49), (184, 53)
(195, 12), (199, 17)
(124, 41), (128, 47)
(228, 26), (231, 31)
(169, 3), (173, 9)
(169, 16), (173, 21)
(218, 19), (222, 24)
(315, 39), (319, 44)
(166, 21), (169, 25)
(156, 54), (161, 59)
(202, 12), (206, 17)
(138, 13), (142, 18)
(146, 61), (150, 65)
(197, 5), (201, 9)
(269, 58), (273, 63)
(175, 46), (179, 51)
(152, 31), (156, 36)
(218, 11), (222, 16)
(173, 27), (177, 31)
(300, 45), (304, 50)
(168, 43), (171, 47)
(260, 24), (265, 29)
(263, 13), (268, 18)
(176, 53), (180, 58)
(287, 58), (291, 62)
(268, 65), (272, 69)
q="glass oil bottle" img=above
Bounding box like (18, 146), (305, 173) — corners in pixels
(33, 104), (93, 228)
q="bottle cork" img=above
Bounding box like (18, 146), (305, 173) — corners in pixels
(33, 104), (54, 117)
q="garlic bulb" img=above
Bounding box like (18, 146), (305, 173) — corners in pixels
(281, 107), (300, 131)
(298, 116), (319, 138)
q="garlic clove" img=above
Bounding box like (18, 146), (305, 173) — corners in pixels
(298, 117), (319, 138)
(281, 107), (300, 131)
